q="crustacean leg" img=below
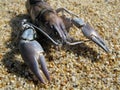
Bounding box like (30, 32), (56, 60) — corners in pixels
(56, 8), (110, 52)
(19, 19), (50, 83)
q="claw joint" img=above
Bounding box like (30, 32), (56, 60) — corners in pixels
(21, 19), (34, 30)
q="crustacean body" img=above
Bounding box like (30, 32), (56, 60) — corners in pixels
(19, 0), (109, 83)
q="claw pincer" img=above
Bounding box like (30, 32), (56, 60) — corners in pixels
(81, 23), (109, 52)
(19, 21), (50, 83)
(72, 18), (109, 53)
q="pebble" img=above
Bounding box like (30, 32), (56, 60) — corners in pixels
(0, 0), (120, 89)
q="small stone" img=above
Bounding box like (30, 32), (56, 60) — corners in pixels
(73, 84), (78, 88)
(72, 76), (76, 82)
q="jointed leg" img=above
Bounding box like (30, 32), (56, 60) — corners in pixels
(56, 8), (79, 17)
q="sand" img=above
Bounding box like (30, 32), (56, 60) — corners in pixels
(0, 0), (120, 90)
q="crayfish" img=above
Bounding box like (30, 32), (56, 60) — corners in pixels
(19, 0), (109, 83)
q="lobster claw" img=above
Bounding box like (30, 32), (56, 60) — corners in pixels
(19, 23), (50, 83)
(72, 18), (109, 53)
(19, 40), (50, 83)
(81, 23), (109, 53)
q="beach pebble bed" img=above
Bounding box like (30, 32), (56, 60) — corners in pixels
(0, 0), (120, 90)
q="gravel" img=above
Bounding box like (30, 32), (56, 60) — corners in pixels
(0, 0), (120, 90)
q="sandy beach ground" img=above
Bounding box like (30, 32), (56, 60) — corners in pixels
(0, 0), (120, 89)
